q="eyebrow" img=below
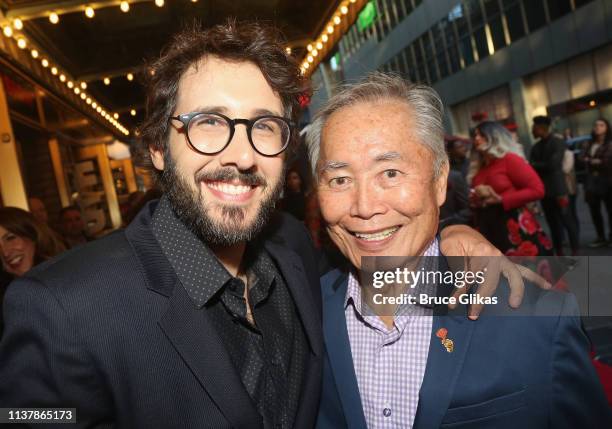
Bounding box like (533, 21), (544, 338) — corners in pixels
(319, 161), (349, 174)
(374, 151), (402, 162)
(319, 151), (403, 174)
(190, 106), (282, 118)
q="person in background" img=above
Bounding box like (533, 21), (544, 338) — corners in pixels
(0, 207), (65, 334)
(447, 138), (469, 178)
(530, 115), (579, 256)
(469, 121), (552, 256)
(28, 197), (49, 226)
(562, 140), (580, 238)
(581, 118), (612, 248)
(59, 205), (91, 248)
(440, 142), (471, 228)
(279, 167), (306, 220)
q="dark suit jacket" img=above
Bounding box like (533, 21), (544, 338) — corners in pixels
(317, 266), (612, 429)
(0, 201), (323, 429)
(530, 134), (568, 198)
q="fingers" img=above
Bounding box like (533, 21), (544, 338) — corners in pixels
(501, 261), (525, 309)
(467, 257), (501, 320)
(515, 263), (552, 290)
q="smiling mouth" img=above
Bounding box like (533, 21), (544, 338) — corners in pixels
(205, 180), (256, 196)
(350, 226), (400, 242)
(7, 255), (23, 267)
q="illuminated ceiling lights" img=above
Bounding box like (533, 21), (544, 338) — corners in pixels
(130, 109), (137, 116)
(49, 13), (59, 24)
(120, 1), (130, 12)
(13, 19), (23, 30)
(3, 26), (13, 37)
(85, 7), (95, 18)
(155, 0), (165, 7)
(126, 72), (134, 81)
(301, 1), (354, 75)
(103, 77), (111, 85)
(16, 38), (26, 49)
(31, 49), (39, 58)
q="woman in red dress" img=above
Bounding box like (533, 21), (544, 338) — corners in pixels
(469, 121), (552, 256)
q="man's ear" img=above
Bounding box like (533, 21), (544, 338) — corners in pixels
(435, 160), (449, 207)
(149, 145), (165, 171)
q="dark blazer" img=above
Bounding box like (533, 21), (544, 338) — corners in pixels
(317, 267), (612, 429)
(0, 201), (323, 429)
(530, 134), (568, 198)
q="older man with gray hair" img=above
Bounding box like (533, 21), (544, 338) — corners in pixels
(308, 72), (610, 428)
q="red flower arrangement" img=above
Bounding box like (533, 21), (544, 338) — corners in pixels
(519, 209), (539, 235)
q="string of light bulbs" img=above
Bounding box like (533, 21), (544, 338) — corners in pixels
(1, 27), (130, 135)
(299, 0), (359, 76)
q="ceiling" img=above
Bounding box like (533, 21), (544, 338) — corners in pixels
(0, 0), (339, 134)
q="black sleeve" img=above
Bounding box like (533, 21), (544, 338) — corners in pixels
(531, 138), (566, 175)
(0, 277), (113, 428)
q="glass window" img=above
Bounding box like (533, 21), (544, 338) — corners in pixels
(546, 0), (571, 20)
(468, 0), (484, 28)
(397, 51), (407, 76)
(453, 4), (469, 37)
(413, 39), (428, 83)
(489, 16), (506, 51)
(459, 36), (475, 67)
(402, 0), (414, 15)
(473, 26), (489, 60)
(437, 51), (450, 79)
(447, 43), (462, 73)
(422, 33), (438, 83)
(483, 0), (501, 17)
(523, 0), (547, 33)
(403, 45), (418, 82)
(395, 0), (406, 22)
(504, 2), (525, 41)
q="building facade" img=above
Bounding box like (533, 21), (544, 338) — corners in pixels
(309, 0), (612, 147)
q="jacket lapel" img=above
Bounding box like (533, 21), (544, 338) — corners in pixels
(264, 241), (323, 357)
(126, 201), (262, 428)
(321, 271), (368, 429)
(413, 309), (476, 428)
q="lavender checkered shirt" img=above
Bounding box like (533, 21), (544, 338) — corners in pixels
(345, 240), (438, 428)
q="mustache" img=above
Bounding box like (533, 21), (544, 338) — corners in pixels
(195, 168), (266, 187)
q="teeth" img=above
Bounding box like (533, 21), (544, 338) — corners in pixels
(207, 182), (252, 195)
(354, 227), (399, 241)
(8, 255), (22, 266)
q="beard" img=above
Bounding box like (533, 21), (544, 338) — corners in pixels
(159, 153), (284, 247)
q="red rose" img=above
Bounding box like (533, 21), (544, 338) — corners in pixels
(519, 209), (538, 235)
(538, 233), (552, 250)
(507, 218), (520, 234)
(516, 241), (539, 256)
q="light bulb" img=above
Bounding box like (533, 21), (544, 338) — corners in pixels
(103, 77), (110, 85)
(17, 38), (27, 49)
(327, 25), (334, 34)
(13, 19), (23, 30)
(126, 73), (134, 81)
(120, 1), (130, 12)
(80, 82), (87, 89)
(114, 113), (119, 119)
(130, 109), (136, 116)
(41, 59), (49, 67)
(316, 42), (323, 50)
(155, 0), (164, 7)
(31, 49), (39, 58)
(85, 7), (95, 18)
(49, 13), (59, 24)
(67, 81), (74, 88)
(322, 34), (328, 42)
(334, 16), (341, 25)
(340, 5), (349, 14)
(3, 26), (13, 37)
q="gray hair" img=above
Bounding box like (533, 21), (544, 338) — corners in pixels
(305, 72), (448, 180)
(467, 121), (526, 183)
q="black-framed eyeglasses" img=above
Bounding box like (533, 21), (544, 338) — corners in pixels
(170, 112), (294, 156)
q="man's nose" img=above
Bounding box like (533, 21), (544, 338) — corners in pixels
(350, 182), (387, 219)
(218, 125), (256, 171)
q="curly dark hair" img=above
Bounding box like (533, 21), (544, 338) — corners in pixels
(137, 19), (309, 177)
